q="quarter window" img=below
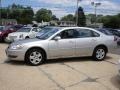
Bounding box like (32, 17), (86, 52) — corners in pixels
(92, 31), (100, 37)
(77, 29), (100, 38)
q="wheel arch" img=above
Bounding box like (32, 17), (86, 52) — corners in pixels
(25, 47), (47, 60)
(25, 36), (29, 39)
(94, 44), (108, 54)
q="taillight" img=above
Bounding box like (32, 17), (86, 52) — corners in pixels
(114, 36), (118, 41)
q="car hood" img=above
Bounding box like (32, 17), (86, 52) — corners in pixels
(11, 38), (43, 45)
(9, 32), (28, 36)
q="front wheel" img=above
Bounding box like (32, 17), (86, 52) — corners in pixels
(92, 47), (107, 61)
(25, 49), (45, 66)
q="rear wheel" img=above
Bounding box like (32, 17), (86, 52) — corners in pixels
(25, 48), (45, 66)
(92, 47), (107, 61)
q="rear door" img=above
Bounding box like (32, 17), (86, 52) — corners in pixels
(75, 29), (100, 56)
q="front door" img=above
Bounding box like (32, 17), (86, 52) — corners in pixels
(48, 29), (76, 58)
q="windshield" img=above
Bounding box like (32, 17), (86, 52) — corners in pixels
(98, 29), (113, 35)
(36, 27), (59, 40)
(17, 27), (31, 32)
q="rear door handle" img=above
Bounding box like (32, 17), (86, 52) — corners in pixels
(69, 41), (74, 43)
(92, 39), (97, 41)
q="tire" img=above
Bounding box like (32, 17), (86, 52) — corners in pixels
(25, 36), (29, 39)
(92, 46), (107, 61)
(25, 48), (45, 66)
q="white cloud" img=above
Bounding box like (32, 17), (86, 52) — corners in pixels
(32, 0), (120, 17)
(33, 7), (74, 18)
(34, 0), (76, 6)
(50, 8), (74, 18)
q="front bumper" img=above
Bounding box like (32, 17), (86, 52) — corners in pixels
(6, 48), (26, 61)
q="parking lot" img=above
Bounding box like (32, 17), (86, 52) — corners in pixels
(0, 43), (120, 90)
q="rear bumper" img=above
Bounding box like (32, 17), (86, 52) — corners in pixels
(107, 42), (118, 53)
(108, 47), (118, 53)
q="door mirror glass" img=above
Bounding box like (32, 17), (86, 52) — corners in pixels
(54, 36), (61, 41)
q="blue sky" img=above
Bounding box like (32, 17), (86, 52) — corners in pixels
(1, 0), (120, 18)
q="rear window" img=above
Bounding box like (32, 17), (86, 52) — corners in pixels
(97, 29), (113, 35)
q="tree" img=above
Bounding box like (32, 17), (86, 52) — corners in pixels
(86, 14), (96, 24)
(86, 14), (103, 24)
(1, 4), (34, 24)
(1, 8), (9, 19)
(52, 15), (59, 21)
(61, 14), (75, 21)
(99, 14), (120, 29)
(35, 8), (52, 22)
(76, 7), (86, 26)
(20, 7), (34, 24)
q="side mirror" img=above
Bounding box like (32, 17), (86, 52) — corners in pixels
(54, 36), (61, 41)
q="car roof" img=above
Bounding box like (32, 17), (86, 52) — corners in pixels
(44, 26), (97, 30)
(43, 26), (63, 29)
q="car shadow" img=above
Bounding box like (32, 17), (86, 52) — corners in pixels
(105, 56), (113, 59)
(110, 75), (120, 89)
(4, 59), (26, 66)
(45, 57), (92, 64)
(4, 56), (113, 66)
(45, 56), (113, 65)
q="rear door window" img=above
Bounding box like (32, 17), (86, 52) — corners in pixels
(77, 29), (93, 38)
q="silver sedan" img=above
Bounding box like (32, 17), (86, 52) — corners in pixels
(6, 27), (117, 66)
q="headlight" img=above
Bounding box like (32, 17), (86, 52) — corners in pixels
(19, 34), (24, 38)
(10, 44), (24, 50)
(0, 32), (1, 35)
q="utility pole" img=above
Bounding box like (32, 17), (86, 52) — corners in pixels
(0, 0), (1, 25)
(91, 2), (101, 27)
(76, 0), (79, 26)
